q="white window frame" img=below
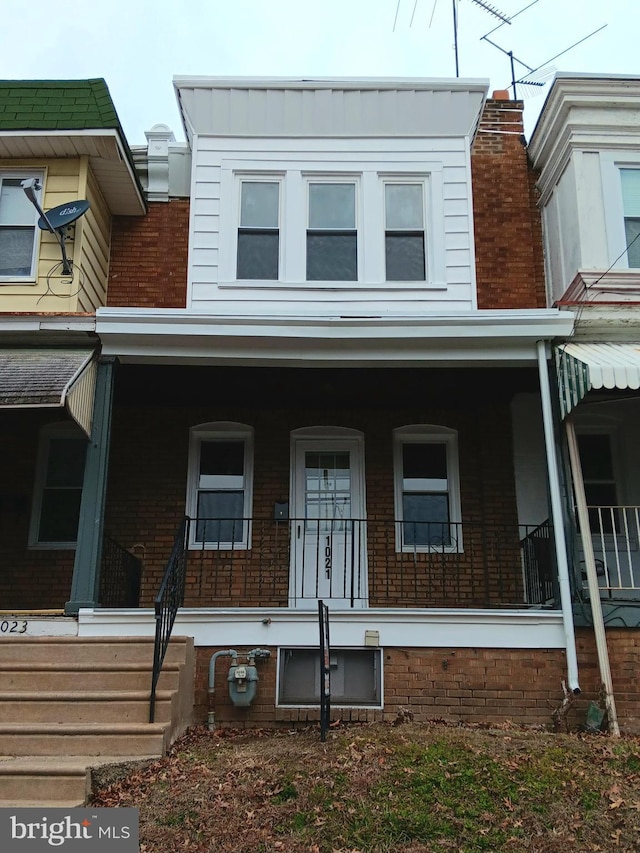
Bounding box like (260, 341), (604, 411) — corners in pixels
(601, 154), (640, 270)
(28, 422), (87, 549)
(382, 177), (429, 283)
(216, 158), (447, 291)
(392, 425), (462, 553)
(235, 175), (283, 281)
(186, 422), (254, 550)
(0, 169), (44, 283)
(304, 175), (361, 284)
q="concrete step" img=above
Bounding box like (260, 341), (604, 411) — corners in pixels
(0, 723), (168, 757)
(0, 636), (190, 665)
(0, 663), (181, 692)
(0, 691), (173, 724)
(0, 755), (155, 805)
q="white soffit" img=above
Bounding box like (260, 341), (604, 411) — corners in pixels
(0, 130), (146, 215)
(556, 342), (640, 417)
(174, 77), (488, 140)
(0, 348), (97, 436)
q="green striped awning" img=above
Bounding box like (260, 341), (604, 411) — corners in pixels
(556, 343), (640, 418)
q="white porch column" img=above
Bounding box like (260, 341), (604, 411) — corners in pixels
(536, 341), (581, 693)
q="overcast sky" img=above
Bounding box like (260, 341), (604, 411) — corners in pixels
(3, 0), (637, 144)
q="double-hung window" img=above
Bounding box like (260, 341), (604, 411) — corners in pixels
(0, 172), (42, 279)
(393, 426), (461, 551)
(29, 424), (87, 548)
(384, 182), (426, 281)
(187, 423), (254, 549)
(620, 169), (640, 269)
(306, 181), (357, 281)
(236, 180), (280, 280)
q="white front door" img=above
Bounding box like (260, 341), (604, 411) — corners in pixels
(290, 434), (367, 609)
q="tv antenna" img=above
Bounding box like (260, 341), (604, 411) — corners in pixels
(447, 0), (513, 77)
(480, 11), (608, 100)
(21, 179), (90, 276)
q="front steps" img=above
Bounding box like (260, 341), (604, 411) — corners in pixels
(0, 636), (194, 807)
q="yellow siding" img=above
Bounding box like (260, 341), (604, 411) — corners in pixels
(0, 158), (111, 313)
(77, 163), (111, 312)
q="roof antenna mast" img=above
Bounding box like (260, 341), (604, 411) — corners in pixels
(452, 0), (511, 77)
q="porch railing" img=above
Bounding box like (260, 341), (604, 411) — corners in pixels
(99, 536), (142, 608)
(520, 519), (555, 606)
(150, 516), (188, 723)
(178, 516), (557, 610)
(579, 506), (640, 594)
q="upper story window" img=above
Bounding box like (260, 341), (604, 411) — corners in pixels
(186, 422), (254, 549)
(29, 423), (87, 549)
(393, 425), (462, 552)
(306, 181), (357, 281)
(218, 162), (448, 290)
(384, 182), (426, 281)
(621, 169), (640, 268)
(0, 171), (43, 280)
(237, 180), (280, 280)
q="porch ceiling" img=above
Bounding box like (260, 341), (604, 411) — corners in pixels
(0, 348), (97, 436)
(556, 342), (640, 417)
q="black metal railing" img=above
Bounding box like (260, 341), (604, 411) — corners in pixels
(520, 519), (555, 605)
(100, 536), (142, 608)
(179, 516), (558, 610)
(149, 517), (189, 723)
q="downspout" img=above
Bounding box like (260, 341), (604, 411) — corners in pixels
(536, 341), (581, 694)
(565, 419), (620, 736)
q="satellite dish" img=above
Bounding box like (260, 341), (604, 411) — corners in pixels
(37, 200), (90, 232)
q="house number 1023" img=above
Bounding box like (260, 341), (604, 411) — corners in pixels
(0, 620), (28, 634)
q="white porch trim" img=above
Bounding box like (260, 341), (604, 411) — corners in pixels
(78, 607), (566, 650)
(96, 308), (575, 367)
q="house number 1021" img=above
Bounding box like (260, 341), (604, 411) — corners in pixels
(325, 536), (332, 578)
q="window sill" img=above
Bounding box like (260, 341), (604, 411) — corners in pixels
(28, 542), (77, 551)
(218, 279), (448, 292)
(0, 277), (37, 286)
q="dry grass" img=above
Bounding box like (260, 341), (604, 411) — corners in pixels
(91, 721), (640, 852)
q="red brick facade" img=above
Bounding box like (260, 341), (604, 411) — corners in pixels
(472, 99), (546, 309)
(195, 630), (640, 733)
(107, 200), (189, 308)
(102, 365), (527, 609)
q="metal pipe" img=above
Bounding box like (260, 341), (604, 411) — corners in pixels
(565, 418), (620, 735)
(537, 341), (581, 694)
(208, 649), (238, 694)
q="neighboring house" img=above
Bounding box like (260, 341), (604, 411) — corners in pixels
(0, 80), (146, 607)
(529, 74), (640, 729)
(8, 76), (634, 731)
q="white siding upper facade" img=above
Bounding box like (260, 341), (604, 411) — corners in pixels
(175, 78), (487, 315)
(529, 75), (640, 306)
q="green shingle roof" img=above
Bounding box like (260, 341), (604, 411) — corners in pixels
(0, 78), (121, 132)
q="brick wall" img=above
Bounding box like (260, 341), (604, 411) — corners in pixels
(472, 98), (546, 309)
(107, 200), (189, 308)
(104, 367), (523, 609)
(194, 630), (640, 732)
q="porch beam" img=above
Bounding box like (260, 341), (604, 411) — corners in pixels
(565, 418), (620, 736)
(65, 357), (116, 615)
(536, 341), (581, 694)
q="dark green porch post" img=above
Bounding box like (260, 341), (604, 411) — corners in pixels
(65, 357), (116, 615)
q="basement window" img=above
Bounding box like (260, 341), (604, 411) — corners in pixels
(277, 648), (382, 707)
